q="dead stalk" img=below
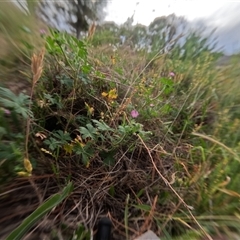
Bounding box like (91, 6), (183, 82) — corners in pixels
(25, 48), (45, 160)
(137, 134), (213, 240)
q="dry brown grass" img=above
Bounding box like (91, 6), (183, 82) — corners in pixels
(0, 135), (189, 239)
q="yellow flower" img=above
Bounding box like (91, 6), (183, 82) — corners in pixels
(24, 158), (32, 173)
(101, 92), (108, 97)
(86, 161), (90, 168)
(100, 112), (105, 119)
(85, 102), (94, 116)
(108, 88), (118, 100)
(74, 136), (85, 147)
(102, 88), (118, 102)
(17, 171), (31, 177)
(41, 148), (53, 156)
(111, 55), (116, 65)
(63, 143), (73, 155)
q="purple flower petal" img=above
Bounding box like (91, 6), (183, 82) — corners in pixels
(40, 29), (46, 35)
(131, 110), (139, 118)
(169, 72), (175, 77)
(4, 109), (11, 115)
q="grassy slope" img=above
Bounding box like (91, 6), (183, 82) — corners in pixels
(0, 6), (239, 240)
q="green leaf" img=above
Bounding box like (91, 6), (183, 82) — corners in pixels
(73, 224), (91, 240)
(20, 25), (31, 34)
(136, 189), (145, 198)
(6, 182), (73, 240)
(44, 137), (61, 151)
(0, 126), (7, 138)
(100, 150), (116, 166)
(79, 124), (97, 140)
(81, 64), (91, 74)
(52, 130), (71, 142)
(59, 75), (74, 88)
(81, 152), (90, 165)
(108, 185), (115, 197)
(92, 119), (114, 132)
(0, 87), (32, 119)
(132, 204), (151, 211)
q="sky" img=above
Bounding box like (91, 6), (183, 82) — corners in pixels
(105, 0), (228, 25)
(105, 0), (240, 54)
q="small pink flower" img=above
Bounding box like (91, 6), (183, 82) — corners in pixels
(131, 110), (139, 118)
(1, 108), (11, 115)
(40, 29), (46, 35)
(150, 104), (154, 107)
(4, 109), (11, 115)
(169, 72), (175, 77)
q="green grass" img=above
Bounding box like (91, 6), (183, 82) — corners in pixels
(0, 14), (239, 240)
(0, 1), (45, 94)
